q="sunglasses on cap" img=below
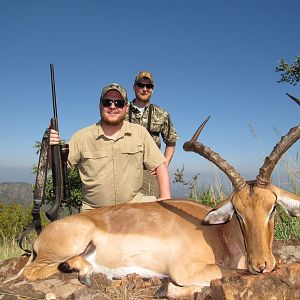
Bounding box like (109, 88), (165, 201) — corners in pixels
(101, 99), (126, 108)
(135, 82), (154, 89)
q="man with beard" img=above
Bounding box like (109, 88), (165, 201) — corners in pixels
(49, 83), (171, 211)
(126, 71), (179, 197)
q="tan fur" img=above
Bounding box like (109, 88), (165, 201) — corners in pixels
(232, 185), (277, 273)
(16, 192), (300, 298)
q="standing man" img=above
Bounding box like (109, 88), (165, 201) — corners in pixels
(126, 71), (179, 197)
(50, 83), (171, 211)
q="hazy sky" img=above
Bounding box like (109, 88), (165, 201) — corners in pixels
(0, 0), (299, 185)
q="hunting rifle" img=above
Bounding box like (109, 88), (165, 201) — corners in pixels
(19, 64), (69, 253)
(46, 63), (69, 221)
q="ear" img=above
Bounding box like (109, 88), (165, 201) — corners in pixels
(125, 103), (129, 114)
(201, 200), (235, 225)
(271, 185), (300, 217)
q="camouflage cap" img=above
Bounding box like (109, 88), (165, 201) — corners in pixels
(100, 83), (128, 102)
(134, 71), (154, 84)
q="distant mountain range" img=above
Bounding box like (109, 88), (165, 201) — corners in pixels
(0, 182), (33, 206)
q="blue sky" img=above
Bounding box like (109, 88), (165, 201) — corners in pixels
(0, 0), (299, 187)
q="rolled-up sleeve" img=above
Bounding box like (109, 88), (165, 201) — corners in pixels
(161, 114), (179, 145)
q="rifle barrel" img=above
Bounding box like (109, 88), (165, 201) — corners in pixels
(47, 63), (63, 222)
(50, 63), (58, 121)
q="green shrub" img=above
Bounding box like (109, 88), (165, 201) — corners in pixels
(43, 167), (82, 215)
(0, 203), (32, 241)
(275, 206), (300, 240)
(0, 202), (48, 241)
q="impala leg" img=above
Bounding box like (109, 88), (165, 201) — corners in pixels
(58, 256), (93, 286)
(159, 262), (234, 298)
(23, 261), (60, 281)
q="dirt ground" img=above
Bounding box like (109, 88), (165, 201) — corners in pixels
(0, 240), (299, 300)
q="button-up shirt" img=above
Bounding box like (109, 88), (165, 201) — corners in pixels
(68, 121), (165, 207)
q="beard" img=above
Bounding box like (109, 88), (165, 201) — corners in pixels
(136, 93), (151, 103)
(100, 108), (125, 125)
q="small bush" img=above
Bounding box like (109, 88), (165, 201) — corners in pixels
(275, 206), (300, 240)
(0, 203), (33, 241)
(0, 202), (50, 260)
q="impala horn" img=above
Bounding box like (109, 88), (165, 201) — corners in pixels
(183, 116), (247, 191)
(256, 125), (300, 187)
(286, 93), (300, 106)
(256, 94), (300, 187)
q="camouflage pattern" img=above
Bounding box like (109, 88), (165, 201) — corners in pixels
(125, 102), (179, 149)
(134, 71), (154, 84)
(100, 83), (128, 102)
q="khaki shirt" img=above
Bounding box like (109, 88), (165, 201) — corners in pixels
(68, 121), (165, 207)
(125, 102), (179, 149)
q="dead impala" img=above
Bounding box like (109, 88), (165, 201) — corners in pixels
(9, 108), (300, 299)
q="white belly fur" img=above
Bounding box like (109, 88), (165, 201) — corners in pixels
(85, 251), (167, 279)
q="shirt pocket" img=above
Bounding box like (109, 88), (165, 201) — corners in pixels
(121, 144), (144, 170)
(81, 150), (110, 178)
(121, 144), (144, 155)
(150, 118), (163, 133)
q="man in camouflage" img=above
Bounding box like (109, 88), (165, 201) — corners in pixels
(126, 71), (179, 197)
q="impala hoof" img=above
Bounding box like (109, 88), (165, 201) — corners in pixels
(79, 274), (92, 286)
(154, 283), (168, 298)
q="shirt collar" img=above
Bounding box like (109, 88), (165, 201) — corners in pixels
(131, 99), (150, 111)
(95, 121), (132, 140)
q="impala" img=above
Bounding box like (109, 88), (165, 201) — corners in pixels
(9, 100), (300, 299)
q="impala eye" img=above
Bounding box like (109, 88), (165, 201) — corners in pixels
(270, 205), (277, 216)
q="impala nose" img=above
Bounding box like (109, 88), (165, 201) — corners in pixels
(248, 258), (270, 274)
(248, 253), (276, 274)
(255, 262), (267, 273)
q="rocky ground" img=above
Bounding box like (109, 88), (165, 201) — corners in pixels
(0, 240), (299, 300)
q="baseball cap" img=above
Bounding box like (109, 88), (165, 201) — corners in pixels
(100, 83), (128, 102)
(134, 71), (154, 84)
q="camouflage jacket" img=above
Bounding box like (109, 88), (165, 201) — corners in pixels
(125, 101), (179, 149)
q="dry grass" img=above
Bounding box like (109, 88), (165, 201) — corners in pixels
(0, 226), (34, 260)
(106, 281), (158, 300)
(0, 236), (33, 260)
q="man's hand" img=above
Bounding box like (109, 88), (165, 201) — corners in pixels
(157, 196), (170, 201)
(150, 170), (156, 176)
(49, 129), (60, 145)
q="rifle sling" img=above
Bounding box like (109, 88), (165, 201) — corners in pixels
(19, 129), (49, 254)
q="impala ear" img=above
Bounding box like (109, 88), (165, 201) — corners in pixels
(201, 201), (235, 225)
(270, 185), (300, 217)
(277, 196), (300, 217)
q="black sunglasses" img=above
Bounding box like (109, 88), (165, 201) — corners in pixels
(101, 99), (126, 108)
(135, 82), (154, 89)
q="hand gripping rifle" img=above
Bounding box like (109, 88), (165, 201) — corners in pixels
(19, 64), (69, 253)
